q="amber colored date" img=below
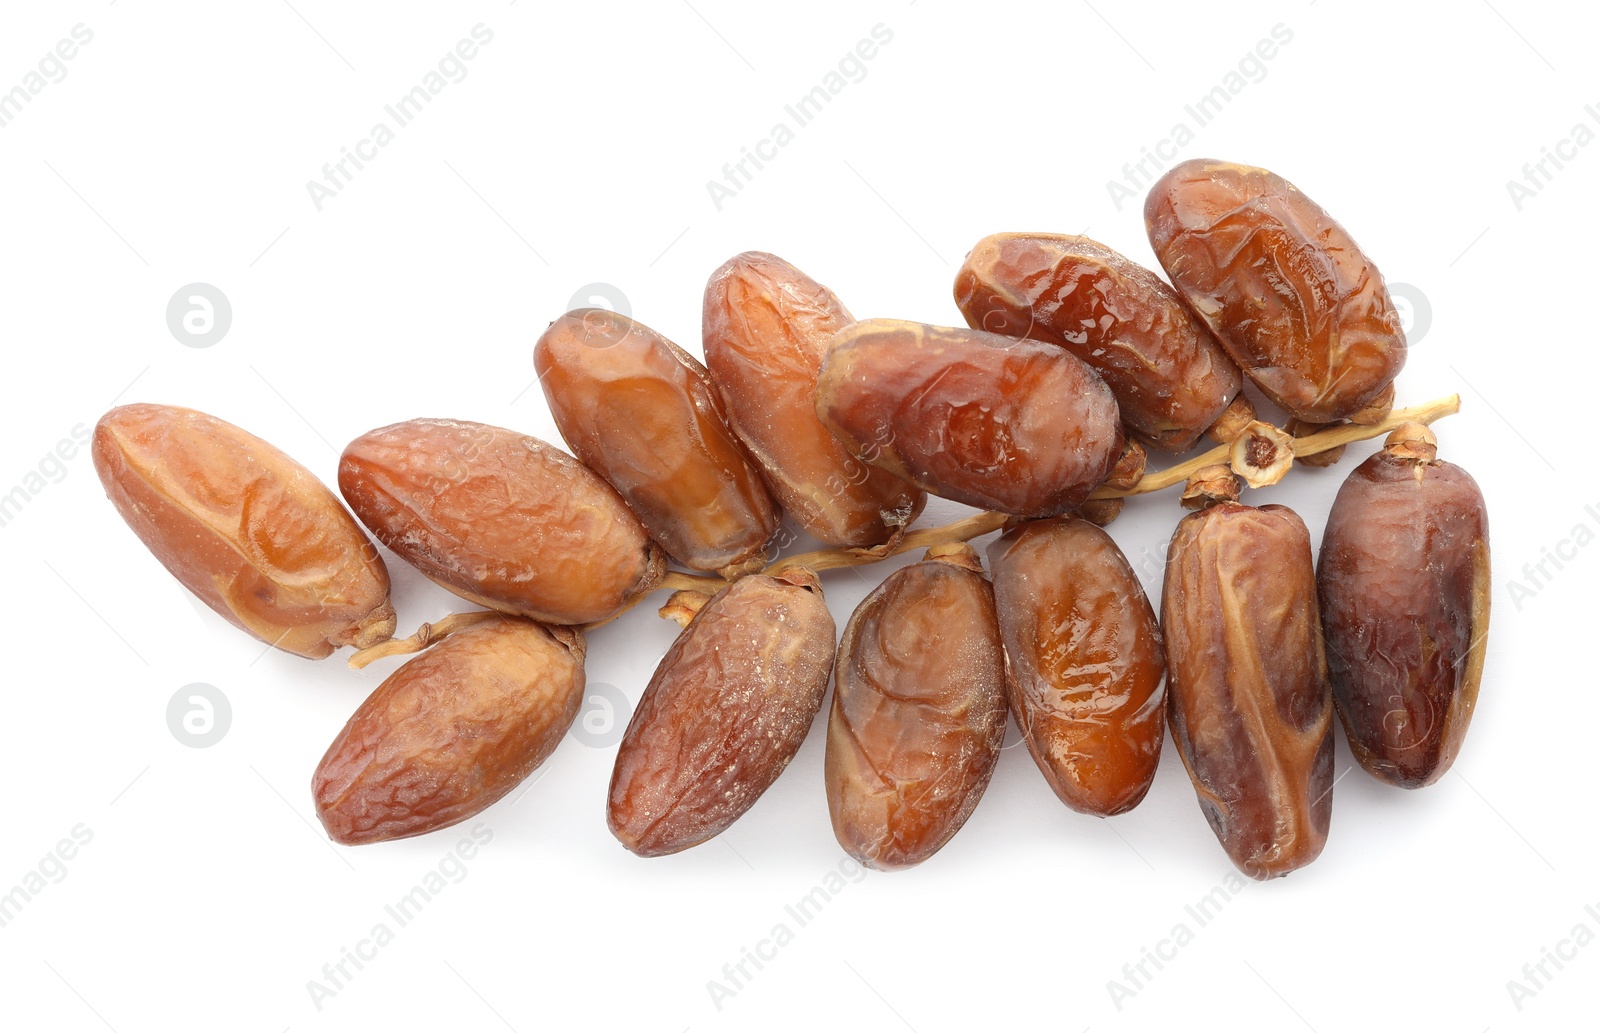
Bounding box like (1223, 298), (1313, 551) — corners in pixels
(703, 252), (925, 547)
(93, 403), (395, 660)
(815, 319), (1124, 517)
(825, 544), (1007, 870)
(988, 517), (1166, 816)
(339, 419), (664, 626)
(1163, 499), (1334, 879)
(954, 232), (1242, 452)
(1317, 428), (1490, 788)
(535, 308), (780, 577)
(608, 569), (836, 856)
(314, 617), (585, 844)
(1145, 159), (1405, 424)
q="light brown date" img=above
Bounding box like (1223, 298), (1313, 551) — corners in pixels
(954, 232), (1242, 452)
(815, 319), (1125, 517)
(339, 419), (664, 626)
(93, 403), (395, 660)
(1163, 487), (1334, 879)
(535, 308), (780, 578)
(313, 617), (585, 844)
(607, 569), (836, 856)
(1145, 159), (1406, 424)
(1318, 425), (1490, 788)
(988, 517), (1165, 816)
(703, 251), (925, 547)
(825, 544), (1007, 870)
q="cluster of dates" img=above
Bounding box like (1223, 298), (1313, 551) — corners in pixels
(93, 159), (1488, 879)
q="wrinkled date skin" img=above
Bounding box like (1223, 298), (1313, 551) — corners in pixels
(825, 545), (1007, 870)
(608, 569), (836, 856)
(313, 617), (585, 844)
(703, 251), (925, 547)
(535, 308), (780, 577)
(1318, 442), (1490, 788)
(1145, 159), (1406, 424)
(954, 233), (1242, 452)
(816, 319), (1125, 517)
(988, 517), (1166, 816)
(93, 404), (395, 660)
(339, 419), (664, 625)
(1163, 502), (1334, 879)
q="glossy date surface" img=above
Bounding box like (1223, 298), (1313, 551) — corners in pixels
(1145, 159), (1405, 423)
(955, 232), (1241, 452)
(815, 319), (1125, 518)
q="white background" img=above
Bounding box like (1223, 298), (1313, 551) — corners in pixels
(0, 1), (1593, 1030)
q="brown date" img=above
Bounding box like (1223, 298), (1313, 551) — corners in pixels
(1145, 159), (1406, 424)
(954, 232), (1242, 452)
(1162, 476), (1334, 879)
(313, 617), (585, 844)
(988, 517), (1166, 816)
(815, 319), (1125, 517)
(1317, 425), (1490, 788)
(535, 308), (780, 578)
(703, 251), (925, 547)
(825, 544), (1007, 870)
(93, 403), (395, 660)
(339, 419), (664, 626)
(607, 569), (836, 856)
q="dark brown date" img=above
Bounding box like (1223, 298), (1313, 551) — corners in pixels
(1145, 159), (1406, 424)
(825, 544), (1007, 870)
(1317, 425), (1490, 788)
(703, 252), (925, 547)
(1163, 491), (1334, 879)
(954, 232), (1242, 452)
(988, 517), (1165, 816)
(815, 319), (1125, 518)
(535, 307), (780, 577)
(607, 569), (836, 856)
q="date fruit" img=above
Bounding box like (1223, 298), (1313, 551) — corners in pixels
(535, 308), (780, 578)
(825, 543), (1007, 870)
(93, 403), (395, 660)
(1318, 424), (1490, 788)
(339, 419), (664, 625)
(703, 251), (925, 547)
(988, 517), (1165, 816)
(815, 319), (1124, 517)
(314, 617), (585, 844)
(1145, 159), (1406, 424)
(608, 569), (836, 856)
(954, 232), (1243, 452)
(1162, 470), (1334, 879)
